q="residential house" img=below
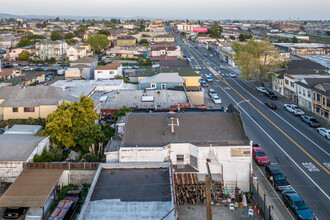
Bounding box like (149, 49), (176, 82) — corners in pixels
(311, 83), (330, 123)
(0, 86), (69, 120)
(68, 56), (98, 80)
(105, 108), (252, 192)
(139, 72), (184, 90)
(21, 72), (45, 86)
(153, 34), (175, 43)
(36, 40), (68, 60)
(94, 62), (123, 80)
(151, 46), (181, 60)
(274, 43), (329, 55)
(0, 69), (19, 81)
(67, 46), (87, 61)
(116, 36), (136, 46)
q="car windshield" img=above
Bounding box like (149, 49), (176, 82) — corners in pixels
(214, 97), (220, 100)
(256, 152), (266, 157)
(274, 174), (286, 180)
(310, 119), (318, 122)
(294, 201), (309, 210)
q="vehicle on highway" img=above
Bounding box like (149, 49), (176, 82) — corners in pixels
(316, 127), (330, 139)
(256, 86), (267, 93)
(265, 165), (291, 191)
(265, 90), (277, 100)
(195, 65), (202, 70)
(206, 75), (213, 82)
(281, 190), (314, 220)
(252, 144), (270, 165)
(212, 95), (222, 104)
(201, 81), (208, 87)
(208, 89), (217, 97)
(220, 65), (226, 69)
(2, 207), (26, 219)
(229, 73), (237, 78)
(284, 104), (305, 116)
(301, 115), (321, 127)
(264, 101), (277, 109)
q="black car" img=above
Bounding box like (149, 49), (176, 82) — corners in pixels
(2, 207), (25, 219)
(265, 90), (277, 100)
(301, 115), (321, 127)
(264, 101), (277, 109)
(265, 165), (291, 191)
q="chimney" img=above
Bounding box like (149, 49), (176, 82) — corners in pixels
(170, 117), (175, 134)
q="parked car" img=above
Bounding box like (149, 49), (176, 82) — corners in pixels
(190, 56), (194, 60)
(264, 101), (277, 109)
(201, 81), (208, 87)
(282, 190), (314, 220)
(301, 115), (321, 127)
(22, 66), (34, 71)
(220, 65), (226, 69)
(206, 75), (213, 82)
(212, 95), (222, 104)
(2, 207), (26, 219)
(265, 90), (277, 100)
(265, 165), (291, 191)
(200, 78), (206, 83)
(19, 63), (27, 66)
(195, 65), (202, 70)
(256, 86), (267, 93)
(316, 128), (330, 139)
(208, 89), (217, 97)
(252, 144), (270, 165)
(284, 104), (305, 116)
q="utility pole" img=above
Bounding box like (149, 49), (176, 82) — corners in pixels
(205, 175), (212, 220)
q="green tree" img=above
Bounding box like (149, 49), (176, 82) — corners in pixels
(76, 124), (105, 153)
(232, 38), (286, 87)
(86, 34), (110, 54)
(292, 36), (298, 43)
(229, 36), (236, 40)
(16, 38), (33, 48)
(98, 29), (110, 36)
(74, 27), (86, 38)
(209, 21), (223, 39)
(51, 31), (62, 41)
(40, 96), (100, 149)
(238, 34), (246, 42)
(139, 39), (149, 45)
(18, 50), (30, 61)
(64, 32), (75, 40)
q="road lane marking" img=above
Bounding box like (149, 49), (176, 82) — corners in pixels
(323, 163), (330, 170)
(232, 79), (330, 157)
(302, 162), (320, 172)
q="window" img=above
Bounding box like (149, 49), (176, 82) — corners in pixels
(285, 79), (289, 85)
(298, 87), (301, 94)
(308, 90), (311, 98)
(316, 106), (320, 114)
(109, 71), (115, 74)
(323, 97), (325, 106)
(12, 107), (18, 112)
(161, 84), (166, 90)
(324, 111), (329, 119)
(303, 89), (306, 96)
(151, 83), (156, 89)
(290, 82), (294, 87)
(24, 107), (35, 112)
(177, 155), (184, 162)
(313, 93), (315, 100)
(317, 94), (320, 102)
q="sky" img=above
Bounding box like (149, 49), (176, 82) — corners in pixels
(2, 0), (330, 20)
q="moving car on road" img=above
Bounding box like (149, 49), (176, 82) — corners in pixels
(256, 86), (267, 93)
(281, 190), (314, 220)
(265, 165), (291, 191)
(252, 144), (270, 165)
(195, 65), (202, 70)
(265, 90), (277, 99)
(284, 104), (305, 116)
(301, 115), (321, 127)
(220, 65), (226, 69)
(264, 101), (277, 109)
(316, 127), (330, 139)
(206, 75), (213, 82)
(212, 95), (222, 104)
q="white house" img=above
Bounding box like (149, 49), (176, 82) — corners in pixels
(67, 46), (87, 61)
(36, 40), (68, 60)
(105, 109), (252, 192)
(94, 62), (123, 80)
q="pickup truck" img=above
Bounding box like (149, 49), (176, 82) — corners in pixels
(284, 104), (305, 116)
(265, 90), (277, 100)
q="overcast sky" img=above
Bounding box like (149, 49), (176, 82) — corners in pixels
(2, 0), (330, 20)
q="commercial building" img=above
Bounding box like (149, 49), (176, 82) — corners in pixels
(311, 83), (330, 123)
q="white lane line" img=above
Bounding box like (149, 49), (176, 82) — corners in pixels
(231, 79), (330, 157)
(302, 162), (320, 172)
(323, 162), (330, 170)
(213, 79), (330, 200)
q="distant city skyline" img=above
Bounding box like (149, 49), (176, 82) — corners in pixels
(2, 0), (330, 20)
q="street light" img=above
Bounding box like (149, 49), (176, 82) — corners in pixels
(236, 100), (250, 112)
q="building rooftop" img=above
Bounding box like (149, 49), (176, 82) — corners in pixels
(139, 67), (200, 77)
(71, 56), (97, 64)
(4, 125), (42, 135)
(274, 43), (329, 48)
(122, 111), (250, 147)
(95, 62), (122, 70)
(140, 72), (184, 84)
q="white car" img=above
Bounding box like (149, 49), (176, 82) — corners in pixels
(208, 89), (217, 97)
(212, 95), (222, 104)
(22, 66), (34, 71)
(206, 75), (213, 82)
(220, 65), (226, 69)
(256, 87), (267, 93)
(195, 65), (202, 70)
(190, 56), (194, 60)
(316, 128), (330, 139)
(229, 73), (237, 78)
(284, 104), (305, 116)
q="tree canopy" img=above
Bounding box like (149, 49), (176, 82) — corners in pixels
(98, 29), (111, 36)
(232, 38), (286, 86)
(40, 96), (100, 150)
(18, 50), (30, 61)
(209, 21), (223, 39)
(86, 34), (110, 54)
(74, 27), (86, 38)
(16, 38), (33, 48)
(51, 31), (62, 41)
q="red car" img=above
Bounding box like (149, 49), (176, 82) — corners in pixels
(252, 145), (270, 165)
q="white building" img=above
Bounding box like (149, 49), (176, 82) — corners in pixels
(36, 40), (68, 60)
(94, 63), (123, 80)
(67, 46), (87, 61)
(105, 109), (252, 192)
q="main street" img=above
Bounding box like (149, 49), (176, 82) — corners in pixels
(176, 34), (330, 219)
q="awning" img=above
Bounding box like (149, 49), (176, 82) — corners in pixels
(0, 169), (63, 207)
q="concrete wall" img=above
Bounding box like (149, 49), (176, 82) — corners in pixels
(0, 161), (23, 182)
(57, 170), (97, 186)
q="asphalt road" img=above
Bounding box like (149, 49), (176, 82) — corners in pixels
(176, 35), (330, 219)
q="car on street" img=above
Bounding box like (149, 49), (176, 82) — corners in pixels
(212, 95), (222, 104)
(2, 207), (26, 219)
(265, 90), (277, 99)
(229, 73), (237, 78)
(208, 89), (217, 97)
(195, 65), (202, 70)
(206, 75), (213, 82)
(201, 81), (208, 87)
(256, 86), (267, 93)
(265, 165), (291, 191)
(203, 54), (208, 57)
(220, 65), (226, 69)
(284, 104), (305, 116)
(316, 127), (330, 139)
(252, 144), (270, 165)
(281, 190), (314, 220)
(209, 54), (214, 58)
(22, 66), (34, 71)
(264, 101), (277, 109)
(301, 115), (320, 127)
(190, 56), (194, 60)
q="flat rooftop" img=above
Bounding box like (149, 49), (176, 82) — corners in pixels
(139, 67), (200, 77)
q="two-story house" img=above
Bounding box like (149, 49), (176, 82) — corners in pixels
(153, 34), (175, 43)
(139, 72), (184, 90)
(94, 62), (123, 80)
(151, 46), (181, 60)
(67, 56), (98, 80)
(311, 83), (330, 123)
(36, 40), (68, 60)
(116, 36), (136, 46)
(67, 46), (87, 61)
